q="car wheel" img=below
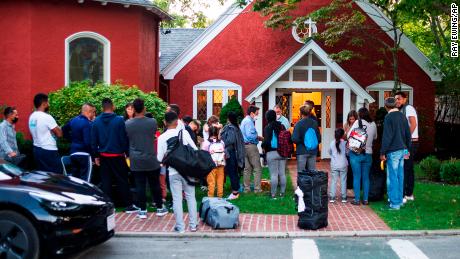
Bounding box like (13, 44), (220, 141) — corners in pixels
(0, 210), (40, 259)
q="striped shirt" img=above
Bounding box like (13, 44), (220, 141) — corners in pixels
(0, 120), (19, 159)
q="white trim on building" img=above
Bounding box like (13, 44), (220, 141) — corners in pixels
(64, 31), (111, 86)
(366, 80), (414, 106)
(162, 3), (249, 80)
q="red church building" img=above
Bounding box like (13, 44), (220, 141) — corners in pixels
(160, 1), (441, 156)
(0, 0), (170, 132)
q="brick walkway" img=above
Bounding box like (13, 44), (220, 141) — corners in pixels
(115, 160), (389, 233)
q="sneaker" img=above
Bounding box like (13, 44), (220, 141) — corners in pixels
(174, 227), (185, 234)
(227, 193), (239, 200)
(405, 195), (415, 201)
(351, 200), (360, 206)
(124, 205), (140, 214)
(279, 193), (285, 198)
(200, 186), (208, 192)
(341, 198), (347, 203)
(403, 198), (407, 204)
(271, 195), (277, 200)
(190, 226), (197, 232)
(362, 200), (369, 206)
(329, 198), (336, 203)
(137, 210), (147, 219)
(387, 205), (400, 210)
(156, 206), (168, 217)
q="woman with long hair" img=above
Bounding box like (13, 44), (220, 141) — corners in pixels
(262, 110), (287, 199)
(347, 107), (377, 205)
(220, 111), (245, 200)
(344, 110), (358, 197)
(123, 103), (134, 121)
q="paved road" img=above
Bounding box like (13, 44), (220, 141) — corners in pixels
(72, 236), (460, 259)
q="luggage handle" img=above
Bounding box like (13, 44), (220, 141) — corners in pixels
(224, 206), (234, 214)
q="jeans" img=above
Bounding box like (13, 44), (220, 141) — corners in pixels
(100, 156), (133, 207)
(33, 146), (63, 174)
(70, 154), (92, 181)
(243, 144), (262, 192)
(169, 173), (197, 231)
(297, 153), (316, 172)
(387, 150), (405, 208)
(267, 151), (287, 196)
(329, 167), (348, 199)
(404, 141), (419, 196)
(225, 149), (240, 193)
(349, 152), (372, 202)
(207, 166), (225, 197)
(133, 169), (163, 211)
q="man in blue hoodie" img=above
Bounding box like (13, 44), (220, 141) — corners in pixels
(292, 104), (321, 171)
(91, 98), (138, 213)
(62, 103), (95, 181)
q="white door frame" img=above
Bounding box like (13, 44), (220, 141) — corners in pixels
(320, 90), (336, 159)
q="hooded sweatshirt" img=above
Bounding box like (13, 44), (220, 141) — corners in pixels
(91, 112), (129, 156)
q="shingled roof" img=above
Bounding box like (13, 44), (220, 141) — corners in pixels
(159, 28), (206, 72)
(91, 0), (172, 20)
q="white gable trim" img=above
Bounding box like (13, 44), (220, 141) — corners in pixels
(356, 1), (442, 81)
(162, 3), (249, 80)
(245, 40), (374, 103)
(366, 80), (414, 105)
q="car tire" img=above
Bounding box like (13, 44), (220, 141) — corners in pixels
(0, 210), (40, 259)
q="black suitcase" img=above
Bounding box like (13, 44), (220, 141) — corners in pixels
(296, 170), (328, 230)
(368, 162), (386, 201)
(298, 210), (328, 230)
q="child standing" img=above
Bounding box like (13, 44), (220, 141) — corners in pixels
(329, 128), (348, 203)
(201, 126), (225, 198)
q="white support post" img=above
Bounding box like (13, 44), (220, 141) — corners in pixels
(343, 88), (351, 125)
(269, 85), (276, 109)
(255, 96), (263, 153)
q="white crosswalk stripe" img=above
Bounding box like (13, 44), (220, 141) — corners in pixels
(388, 239), (430, 259)
(292, 239), (320, 259)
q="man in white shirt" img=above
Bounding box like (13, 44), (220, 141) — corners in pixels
(28, 93), (63, 173)
(395, 91), (418, 201)
(166, 104), (185, 130)
(157, 111), (198, 233)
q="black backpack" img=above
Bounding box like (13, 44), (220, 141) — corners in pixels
(163, 130), (215, 185)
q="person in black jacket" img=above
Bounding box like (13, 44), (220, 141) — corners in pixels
(292, 104), (321, 171)
(91, 98), (138, 213)
(262, 110), (287, 199)
(380, 97), (411, 210)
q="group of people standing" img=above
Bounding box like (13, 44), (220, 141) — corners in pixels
(0, 90), (418, 233)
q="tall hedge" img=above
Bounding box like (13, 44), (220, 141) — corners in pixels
(49, 81), (167, 125)
(219, 96), (244, 124)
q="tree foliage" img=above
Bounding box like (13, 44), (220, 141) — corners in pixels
(49, 81), (167, 125)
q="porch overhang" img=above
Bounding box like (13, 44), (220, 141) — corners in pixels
(245, 39), (375, 104)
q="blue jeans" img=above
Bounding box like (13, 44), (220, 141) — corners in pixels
(349, 152), (372, 202)
(386, 150), (405, 209)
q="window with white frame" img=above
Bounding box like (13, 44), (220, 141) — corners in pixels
(193, 80), (242, 121)
(65, 31), (110, 85)
(366, 81), (413, 117)
(277, 50), (342, 83)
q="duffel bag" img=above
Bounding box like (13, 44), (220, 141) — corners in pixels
(199, 197), (239, 229)
(298, 210), (328, 230)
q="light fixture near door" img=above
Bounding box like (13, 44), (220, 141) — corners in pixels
(292, 18), (318, 44)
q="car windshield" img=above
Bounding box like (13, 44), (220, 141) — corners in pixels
(0, 160), (27, 178)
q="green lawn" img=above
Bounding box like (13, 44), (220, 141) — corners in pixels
(193, 167), (297, 215)
(369, 182), (460, 230)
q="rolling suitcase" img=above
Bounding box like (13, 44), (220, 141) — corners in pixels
(296, 170), (328, 230)
(200, 197), (239, 229)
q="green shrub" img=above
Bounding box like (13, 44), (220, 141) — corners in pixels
(49, 81), (167, 125)
(440, 159), (460, 184)
(219, 96), (244, 124)
(419, 155), (442, 181)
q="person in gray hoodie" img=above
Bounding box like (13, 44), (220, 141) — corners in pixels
(292, 104), (321, 171)
(220, 111), (245, 200)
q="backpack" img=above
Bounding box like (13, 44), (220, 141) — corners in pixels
(163, 130), (215, 185)
(277, 126), (293, 158)
(270, 130), (278, 149)
(347, 119), (368, 153)
(304, 128), (318, 151)
(208, 140), (226, 166)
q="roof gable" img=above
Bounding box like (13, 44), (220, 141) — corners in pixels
(90, 0), (172, 20)
(162, 2), (441, 82)
(246, 39), (374, 103)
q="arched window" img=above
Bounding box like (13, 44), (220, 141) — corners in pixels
(65, 32), (110, 85)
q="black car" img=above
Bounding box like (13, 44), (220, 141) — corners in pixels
(0, 159), (115, 258)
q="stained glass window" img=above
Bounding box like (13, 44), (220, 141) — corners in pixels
(197, 90), (207, 121)
(69, 38), (103, 84)
(212, 90), (223, 116)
